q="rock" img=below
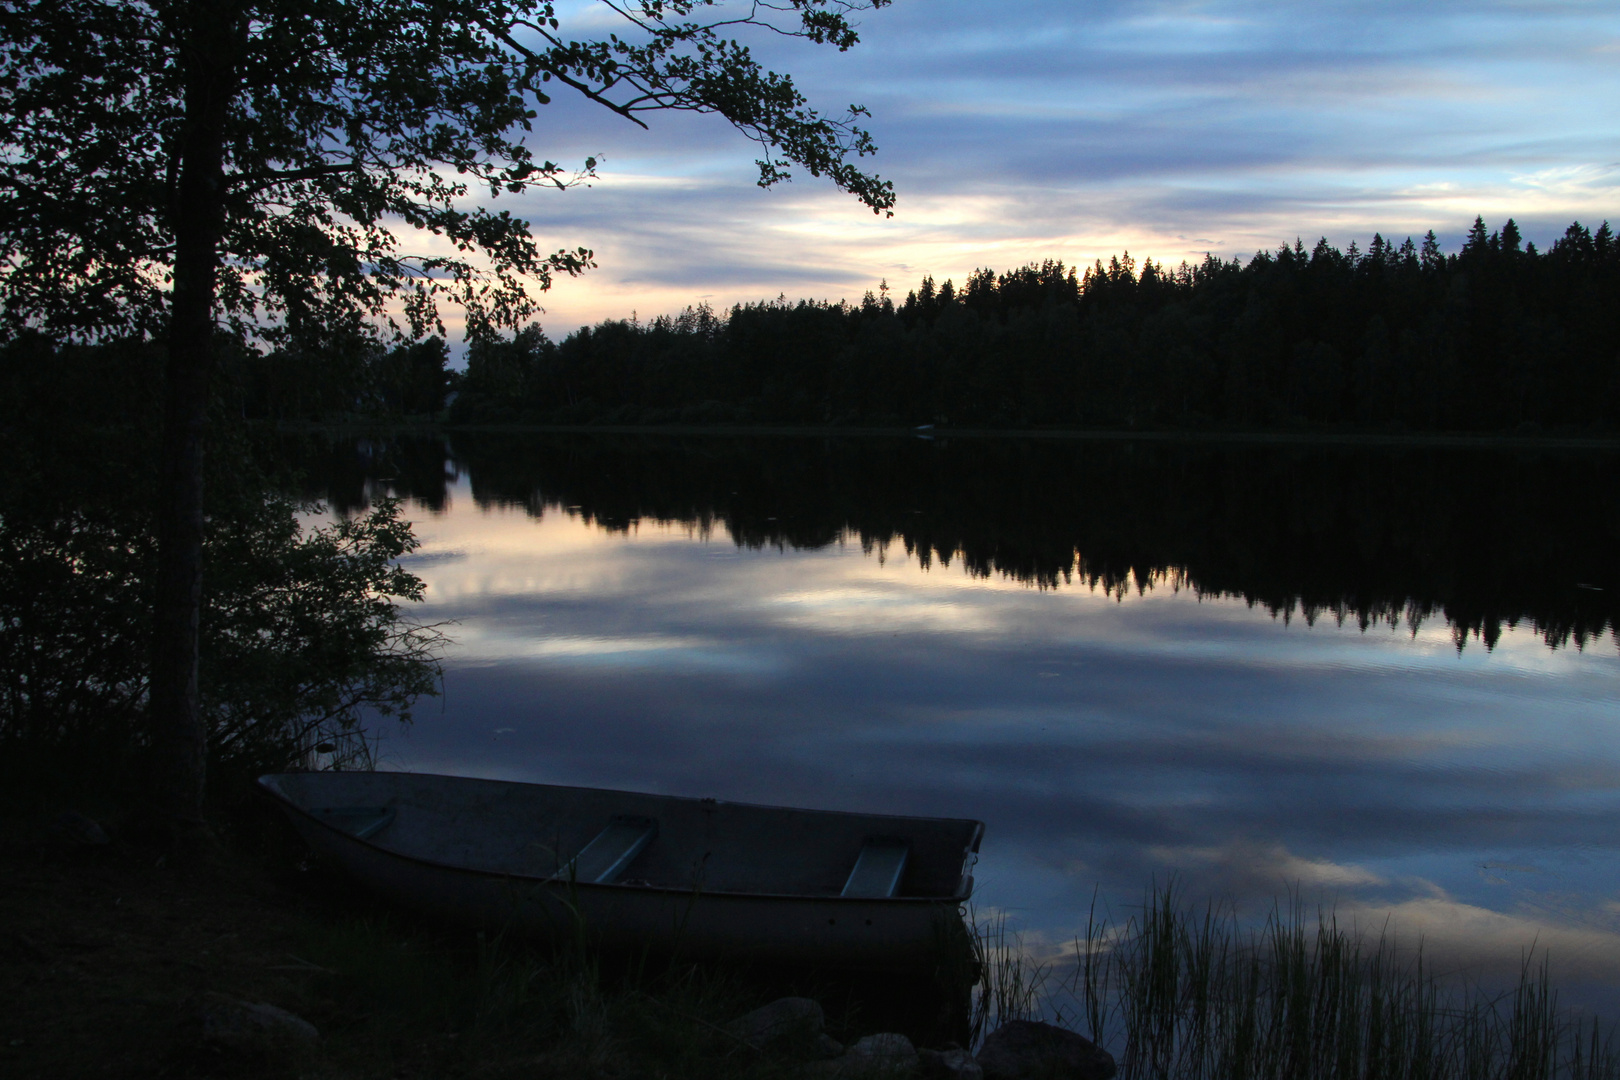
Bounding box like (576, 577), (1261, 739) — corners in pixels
(841, 1033), (919, 1076)
(818, 1033), (847, 1059)
(7, 931), (51, 962)
(48, 810), (109, 847)
(727, 996), (826, 1052)
(976, 1021), (1114, 1080)
(201, 995), (319, 1046)
(919, 1046), (984, 1080)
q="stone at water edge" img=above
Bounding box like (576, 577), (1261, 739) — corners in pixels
(976, 1020), (1115, 1080)
(842, 1033), (919, 1076)
(47, 810), (110, 847)
(727, 996), (827, 1052)
(919, 1045), (984, 1079)
(201, 995), (319, 1046)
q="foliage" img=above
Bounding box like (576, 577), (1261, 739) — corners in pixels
(0, 337), (445, 794)
(448, 218), (1620, 433)
(1, 0), (897, 818)
(0, 0), (895, 349)
(201, 493), (445, 776)
(2, 0), (897, 817)
(288, 914), (843, 1079)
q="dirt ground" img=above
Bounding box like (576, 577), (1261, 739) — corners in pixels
(0, 834), (351, 1079)
(0, 807), (970, 1080)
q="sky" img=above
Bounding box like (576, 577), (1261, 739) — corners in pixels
(480, 0), (1620, 338)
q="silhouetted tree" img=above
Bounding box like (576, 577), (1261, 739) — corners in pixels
(0, 0), (896, 835)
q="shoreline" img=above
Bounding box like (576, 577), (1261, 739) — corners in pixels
(0, 815), (959, 1079)
(275, 418), (1620, 451)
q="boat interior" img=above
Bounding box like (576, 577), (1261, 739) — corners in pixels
(268, 772), (981, 901)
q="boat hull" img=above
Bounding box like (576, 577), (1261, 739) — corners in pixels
(260, 771), (982, 972)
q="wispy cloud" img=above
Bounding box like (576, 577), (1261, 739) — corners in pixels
(499, 0), (1620, 334)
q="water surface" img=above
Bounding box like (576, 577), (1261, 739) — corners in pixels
(306, 432), (1620, 1006)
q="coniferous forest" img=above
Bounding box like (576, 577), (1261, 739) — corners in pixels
(429, 217), (1620, 433)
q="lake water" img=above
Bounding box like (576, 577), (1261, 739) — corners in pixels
(302, 431), (1620, 1009)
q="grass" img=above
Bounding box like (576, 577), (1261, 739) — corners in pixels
(968, 882), (1620, 1080)
(0, 795), (972, 1078)
(289, 915), (788, 1079)
(969, 904), (1054, 1044)
(15, 782), (1619, 1080)
(267, 889), (978, 1076)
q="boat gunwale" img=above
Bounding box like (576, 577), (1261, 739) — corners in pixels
(258, 772), (983, 905)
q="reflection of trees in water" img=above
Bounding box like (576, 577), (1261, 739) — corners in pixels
(288, 432), (1620, 652)
(0, 350), (444, 789)
(274, 433), (456, 516)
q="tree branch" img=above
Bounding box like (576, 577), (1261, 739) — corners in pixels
(230, 162), (361, 192)
(484, 24), (653, 130)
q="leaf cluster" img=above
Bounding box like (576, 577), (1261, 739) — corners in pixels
(0, 0), (893, 348)
(0, 335), (446, 793)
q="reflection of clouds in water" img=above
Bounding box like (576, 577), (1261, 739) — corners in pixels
(412, 505), (1615, 671)
(392, 484), (1620, 1006)
(396, 549), (469, 566)
(449, 625), (784, 674)
(1149, 840), (1388, 892)
(1355, 895), (1620, 984)
(1027, 884), (1620, 1011)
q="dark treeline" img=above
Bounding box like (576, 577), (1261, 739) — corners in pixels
(232, 335), (453, 420)
(449, 217), (1620, 432)
(287, 431), (1620, 652)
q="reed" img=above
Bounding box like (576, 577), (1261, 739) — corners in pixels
(980, 884), (1620, 1080)
(969, 904), (1055, 1045)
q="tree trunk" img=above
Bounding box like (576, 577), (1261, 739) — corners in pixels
(150, 5), (240, 838)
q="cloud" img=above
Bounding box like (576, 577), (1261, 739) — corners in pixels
(488, 0), (1620, 333)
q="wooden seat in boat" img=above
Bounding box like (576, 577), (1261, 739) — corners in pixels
(556, 816), (658, 884)
(841, 838), (909, 898)
(311, 806), (396, 840)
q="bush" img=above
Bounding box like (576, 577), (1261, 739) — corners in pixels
(0, 335), (444, 806)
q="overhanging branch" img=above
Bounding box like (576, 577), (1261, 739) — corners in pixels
(230, 162), (362, 192)
(485, 23), (653, 130)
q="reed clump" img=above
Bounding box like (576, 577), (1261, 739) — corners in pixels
(969, 905), (1054, 1045)
(1050, 885), (1620, 1080)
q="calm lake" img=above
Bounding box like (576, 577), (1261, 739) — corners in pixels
(299, 430), (1620, 1008)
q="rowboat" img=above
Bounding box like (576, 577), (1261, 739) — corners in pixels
(258, 771), (984, 971)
